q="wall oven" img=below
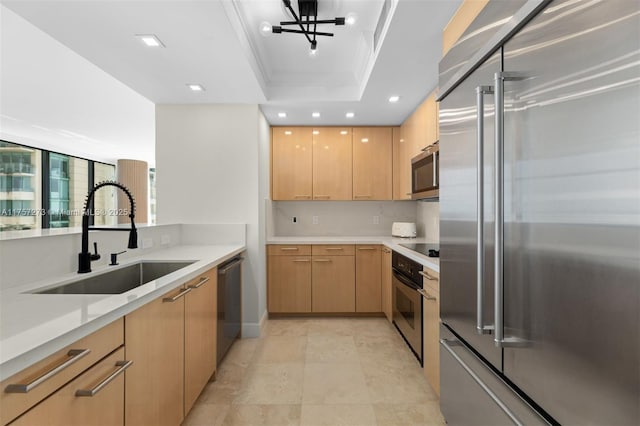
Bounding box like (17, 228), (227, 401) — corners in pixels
(392, 251), (423, 364)
(411, 142), (439, 200)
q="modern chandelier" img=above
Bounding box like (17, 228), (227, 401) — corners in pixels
(270, 0), (345, 51)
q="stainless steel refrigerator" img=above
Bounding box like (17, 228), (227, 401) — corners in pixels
(438, 0), (640, 424)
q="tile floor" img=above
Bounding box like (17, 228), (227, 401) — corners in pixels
(182, 318), (445, 426)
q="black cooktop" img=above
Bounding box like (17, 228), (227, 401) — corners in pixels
(399, 243), (440, 257)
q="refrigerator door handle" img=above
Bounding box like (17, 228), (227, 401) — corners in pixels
(494, 71), (528, 348)
(476, 85), (495, 335)
(441, 338), (525, 426)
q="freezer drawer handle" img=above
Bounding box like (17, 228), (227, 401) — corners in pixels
(494, 72), (527, 348)
(75, 360), (132, 397)
(440, 338), (523, 426)
(476, 85), (495, 336)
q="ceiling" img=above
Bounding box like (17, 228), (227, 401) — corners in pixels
(1, 0), (462, 161)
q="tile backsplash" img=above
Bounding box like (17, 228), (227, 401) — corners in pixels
(270, 201), (417, 236)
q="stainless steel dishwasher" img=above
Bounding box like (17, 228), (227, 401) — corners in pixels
(217, 256), (243, 365)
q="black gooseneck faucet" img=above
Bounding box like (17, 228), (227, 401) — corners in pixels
(78, 181), (138, 273)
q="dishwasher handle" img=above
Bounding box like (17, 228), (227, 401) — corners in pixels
(219, 257), (243, 275)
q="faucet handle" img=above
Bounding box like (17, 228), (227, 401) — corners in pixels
(90, 242), (101, 261)
(110, 251), (126, 266)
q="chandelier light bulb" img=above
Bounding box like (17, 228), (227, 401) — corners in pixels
(345, 13), (357, 26)
(259, 21), (272, 37)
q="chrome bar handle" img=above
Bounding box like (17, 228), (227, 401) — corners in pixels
(418, 270), (437, 281)
(163, 287), (191, 302)
(476, 85), (494, 336)
(417, 288), (436, 301)
(75, 360), (132, 397)
(4, 349), (91, 393)
(494, 72), (525, 347)
(292, 259), (310, 263)
(280, 247), (299, 251)
(313, 259), (332, 262)
(188, 276), (210, 290)
(440, 339), (524, 426)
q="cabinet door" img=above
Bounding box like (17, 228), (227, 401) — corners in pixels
(312, 127), (352, 200)
(423, 287), (440, 396)
(392, 127), (411, 200)
(268, 255), (312, 313)
(272, 127), (313, 200)
(381, 247), (393, 321)
(312, 256), (355, 312)
(352, 127), (393, 200)
(184, 268), (217, 415)
(355, 245), (382, 312)
(125, 287), (186, 426)
(11, 347), (127, 426)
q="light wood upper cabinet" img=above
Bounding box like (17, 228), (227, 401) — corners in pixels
(272, 127), (313, 200)
(184, 268), (217, 415)
(312, 127), (352, 200)
(355, 245), (382, 312)
(352, 127), (393, 200)
(11, 347), (128, 426)
(268, 254), (312, 313)
(381, 247), (392, 321)
(125, 287), (186, 426)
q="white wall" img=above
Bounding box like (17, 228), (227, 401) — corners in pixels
(155, 104), (265, 336)
(416, 201), (440, 242)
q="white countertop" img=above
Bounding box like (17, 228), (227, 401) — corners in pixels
(267, 236), (439, 272)
(0, 244), (244, 381)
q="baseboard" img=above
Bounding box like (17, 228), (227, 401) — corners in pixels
(241, 310), (268, 338)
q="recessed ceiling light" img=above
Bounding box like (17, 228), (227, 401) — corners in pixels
(340, 130), (348, 135)
(187, 84), (205, 92)
(136, 34), (164, 48)
(388, 95), (400, 103)
(345, 112), (355, 118)
(284, 131), (292, 135)
(278, 112), (287, 118)
(312, 112), (321, 118)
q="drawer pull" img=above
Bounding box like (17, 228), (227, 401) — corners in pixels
(75, 360), (133, 397)
(325, 247), (344, 251)
(4, 349), (91, 393)
(294, 195), (311, 199)
(292, 259), (310, 263)
(417, 288), (436, 301)
(419, 271), (437, 281)
(163, 287), (191, 302)
(188, 276), (209, 289)
(313, 259), (332, 262)
(280, 247), (299, 251)
(314, 195), (330, 199)
(354, 195), (372, 199)
(357, 247), (376, 251)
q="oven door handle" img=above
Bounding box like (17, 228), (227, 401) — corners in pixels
(392, 270), (420, 291)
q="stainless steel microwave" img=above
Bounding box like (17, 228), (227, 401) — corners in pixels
(411, 142), (439, 200)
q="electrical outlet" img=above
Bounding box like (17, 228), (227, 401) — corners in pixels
(142, 238), (153, 249)
(373, 215), (380, 225)
(161, 235), (171, 245)
(312, 215), (319, 225)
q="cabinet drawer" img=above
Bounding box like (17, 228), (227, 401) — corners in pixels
(268, 245), (312, 256)
(312, 245), (355, 256)
(10, 347), (128, 426)
(421, 267), (440, 295)
(1, 319), (124, 425)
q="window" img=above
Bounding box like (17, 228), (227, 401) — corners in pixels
(93, 162), (117, 226)
(149, 167), (156, 224)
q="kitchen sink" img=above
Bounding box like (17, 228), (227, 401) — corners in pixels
(33, 261), (195, 295)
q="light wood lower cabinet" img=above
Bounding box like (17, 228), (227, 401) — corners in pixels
(422, 267), (440, 396)
(125, 286), (187, 426)
(0, 320), (124, 426)
(268, 254), (312, 313)
(11, 347), (128, 426)
(355, 245), (382, 312)
(184, 268), (218, 415)
(311, 255), (355, 313)
(381, 247), (392, 321)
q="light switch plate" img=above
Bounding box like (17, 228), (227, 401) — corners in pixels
(373, 215), (380, 225)
(312, 215), (319, 225)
